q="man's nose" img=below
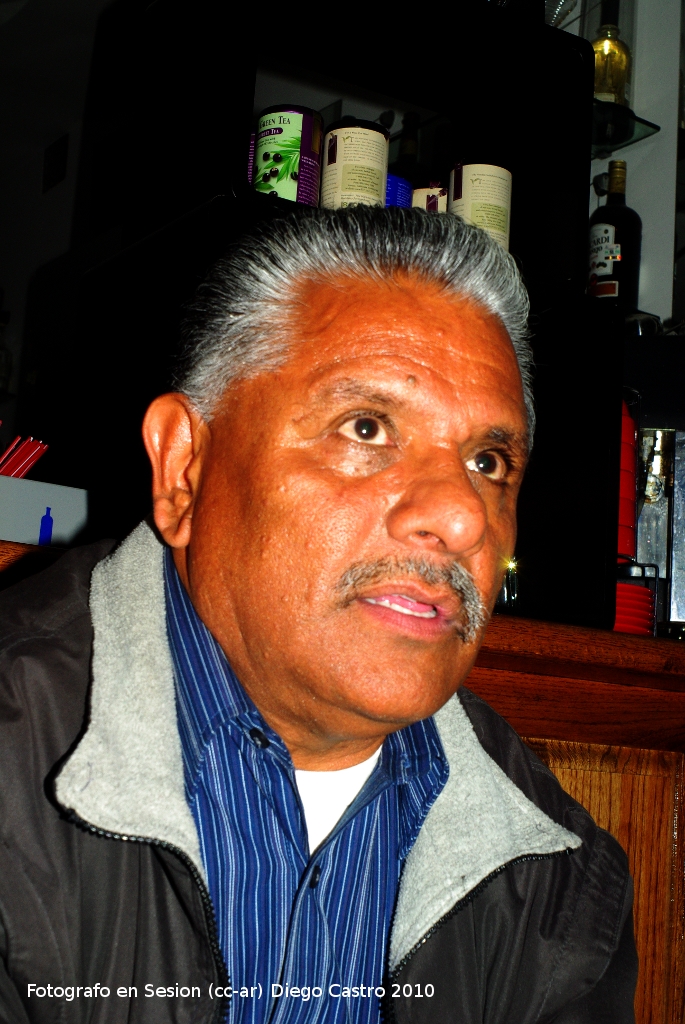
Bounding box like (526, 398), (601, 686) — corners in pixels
(385, 460), (488, 559)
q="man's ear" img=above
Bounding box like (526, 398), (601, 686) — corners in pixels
(142, 393), (208, 549)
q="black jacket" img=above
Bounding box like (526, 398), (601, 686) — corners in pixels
(0, 525), (637, 1024)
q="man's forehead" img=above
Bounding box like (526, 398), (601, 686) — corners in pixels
(292, 271), (499, 340)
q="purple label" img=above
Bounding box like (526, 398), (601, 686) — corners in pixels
(247, 133), (255, 184)
(452, 164), (463, 201)
(296, 153), (320, 206)
(295, 112), (321, 206)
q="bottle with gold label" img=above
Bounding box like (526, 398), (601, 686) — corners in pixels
(592, 0), (631, 105)
(588, 160), (642, 311)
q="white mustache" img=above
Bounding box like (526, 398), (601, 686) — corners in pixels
(335, 556), (488, 643)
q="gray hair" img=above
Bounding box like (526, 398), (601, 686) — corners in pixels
(175, 206), (534, 436)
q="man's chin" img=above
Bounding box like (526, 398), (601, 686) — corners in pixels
(318, 653), (467, 730)
(332, 682), (459, 733)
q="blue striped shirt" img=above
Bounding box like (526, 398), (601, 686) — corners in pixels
(164, 549), (448, 1023)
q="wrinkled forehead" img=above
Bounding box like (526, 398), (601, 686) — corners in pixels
(290, 270), (494, 336)
(210, 272), (523, 438)
(280, 272), (521, 384)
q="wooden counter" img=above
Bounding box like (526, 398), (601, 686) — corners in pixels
(0, 539), (37, 572)
(468, 615), (685, 1024)
(469, 614), (685, 752)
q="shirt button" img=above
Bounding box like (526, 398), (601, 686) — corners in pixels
(309, 865), (321, 888)
(249, 728), (270, 749)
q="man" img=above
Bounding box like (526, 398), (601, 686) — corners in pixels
(0, 208), (636, 1024)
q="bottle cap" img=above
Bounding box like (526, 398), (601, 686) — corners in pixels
(608, 159), (627, 193)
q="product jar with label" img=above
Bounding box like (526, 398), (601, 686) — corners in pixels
(253, 105), (323, 205)
(320, 117), (390, 210)
(448, 163), (512, 250)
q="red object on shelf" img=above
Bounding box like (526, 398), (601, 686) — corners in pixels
(613, 621), (653, 636)
(618, 525), (636, 561)
(621, 413), (637, 445)
(617, 597), (654, 613)
(616, 581), (654, 600)
(620, 441), (636, 468)
(615, 614), (654, 629)
(0, 435), (21, 470)
(614, 581), (655, 636)
(0, 436), (48, 478)
(618, 496), (636, 529)
(619, 469), (636, 498)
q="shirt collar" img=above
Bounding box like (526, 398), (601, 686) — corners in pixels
(164, 547), (447, 812)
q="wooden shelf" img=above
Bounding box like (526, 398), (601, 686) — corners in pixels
(470, 616), (685, 1022)
(469, 614), (685, 753)
(0, 539), (38, 572)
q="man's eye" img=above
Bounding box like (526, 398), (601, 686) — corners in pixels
(338, 417), (390, 446)
(466, 451), (506, 479)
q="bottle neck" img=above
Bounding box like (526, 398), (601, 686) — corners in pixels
(607, 191), (626, 206)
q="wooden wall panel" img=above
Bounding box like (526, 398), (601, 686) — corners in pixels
(525, 739), (685, 1024)
(467, 667), (685, 752)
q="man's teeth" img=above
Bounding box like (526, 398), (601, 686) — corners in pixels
(365, 597), (438, 619)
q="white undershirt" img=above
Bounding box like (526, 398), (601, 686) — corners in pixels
(295, 746), (382, 854)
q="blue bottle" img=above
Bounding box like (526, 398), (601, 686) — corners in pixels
(385, 173), (413, 208)
(38, 507), (53, 546)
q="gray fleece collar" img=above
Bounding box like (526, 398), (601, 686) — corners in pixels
(56, 521), (204, 877)
(56, 520), (580, 964)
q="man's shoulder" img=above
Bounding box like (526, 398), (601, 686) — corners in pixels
(391, 690), (636, 1021)
(0, 539), (115, 761)
(0, 539), (114, 643)
(458, 685), (629, 882)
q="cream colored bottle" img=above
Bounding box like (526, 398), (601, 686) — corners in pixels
(320, 118), (389, 210)
(448, 163), (512, 250)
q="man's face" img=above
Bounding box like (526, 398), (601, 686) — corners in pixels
(157, 274), (529, 761)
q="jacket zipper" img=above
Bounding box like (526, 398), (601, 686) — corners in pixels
(65, 809), (229, 1024)
(383, 849), (572, 1024)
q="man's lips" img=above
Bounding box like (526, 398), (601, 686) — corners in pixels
(362, 594), (439, 619)
(336, 558), (486, 643)
(355, 587), (456, 639)
(353, 583), (459, 626)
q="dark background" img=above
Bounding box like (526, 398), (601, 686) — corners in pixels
(8, 1), (625, 628)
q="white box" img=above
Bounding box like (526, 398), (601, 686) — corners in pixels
(0, 475), (88, 546)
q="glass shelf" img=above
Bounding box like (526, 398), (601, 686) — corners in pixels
(592, 100), (660, 160)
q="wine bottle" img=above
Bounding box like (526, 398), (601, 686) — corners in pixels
(592, 0), (631, 105)
(588, 160), (642, 311)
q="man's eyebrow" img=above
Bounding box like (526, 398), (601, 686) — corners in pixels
(311, 379), (404, 409)
(479, 427), (530, 456)
(307, 383), (530, 453)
